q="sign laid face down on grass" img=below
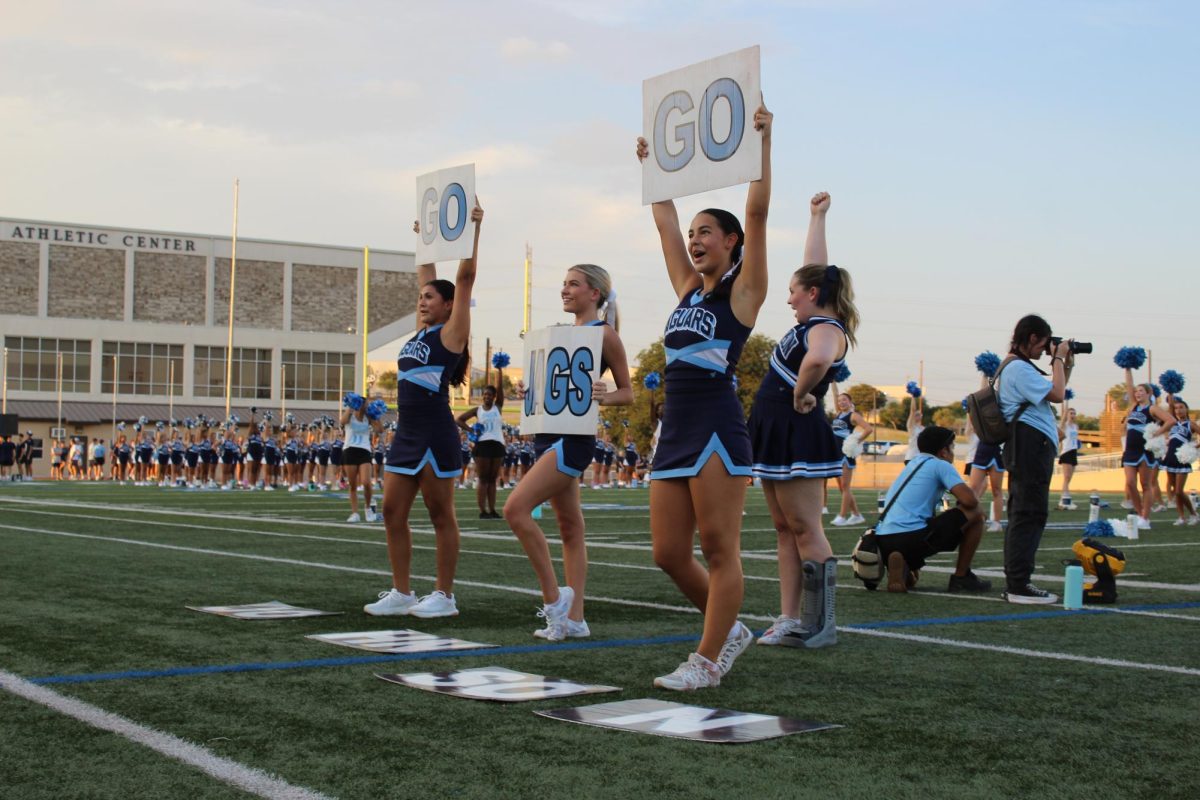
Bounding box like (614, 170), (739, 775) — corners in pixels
(306, 629), (495, 654)
(537, 698), (841, 744)
(376, 667), (621, 702)
(415, 163), (476, 264)
(186, 601), (341, 619)
(521, 325), (605, 436)
(642, 46), (761, 205)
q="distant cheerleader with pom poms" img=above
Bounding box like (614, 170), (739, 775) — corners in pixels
(1056, 388), (1080, 510)
(903, 380), (925, 466)
(1157, 371), (1198, 525)
(1115, 346), (1173, 529)
(456, 351), (508, 519)
(830, 366), (873, 527)
(968, 352), (1006, 531)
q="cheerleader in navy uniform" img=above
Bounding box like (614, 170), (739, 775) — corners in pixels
(364, 204), (482, 620)
(622, 435), (639, 488)
(830, 389), (873, 526)
(245, 412), (265, 489)
(185, 430), (200, 486)
(1162, 397), (1198, 525)
(968, 374), (1007, 533)
(634, 102), (771, 689)
(504, 263), (632, 641)
(1120, 366), (1173, 529)
(456, 372), (506, 518)
(750, 192), (861, 649)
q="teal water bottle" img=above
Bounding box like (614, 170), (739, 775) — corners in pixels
(1064, 564), (1084, 609)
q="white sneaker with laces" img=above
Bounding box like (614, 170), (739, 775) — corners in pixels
(1120, 500), (1134, 510)
(363, 509), (378, 523)
(756, 615), (805, 646)
(1174, 517), (1188, 527)
(830, 515), (848, 526)
(1190, 515), (1200, 526)
(410, 590), (459, 619)
(846, 513), (866, 525)
(716, 620), (754, 675)
(534, 617), (590, 639)
(653, 653), (721, 691)
(821, 506), (829, 515)
(1137, 517), (1151, 530)
(534, 586), (574, 642)
(346, 512), (361, 523)
(363, 588), (418, 616)
(986, 521), (1003, 533)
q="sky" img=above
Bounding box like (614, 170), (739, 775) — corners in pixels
(2, 0), (1197, 414)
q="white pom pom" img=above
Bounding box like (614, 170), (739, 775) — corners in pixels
(842, 431), (864, 459)
(1145, 434), (1168, 459)
(1177, 441), (1199, 465)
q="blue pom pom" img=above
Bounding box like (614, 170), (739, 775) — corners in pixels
(343, 392), (364, 411)
(832, 363), (851, 383)
(1084, 519), (1115, 538)
(1150, 383), (1162, 398)
(472, 422), (484, 436)
(1065, 388), (1075, 401)
(643, 371), (662, 390)
(974, 351), (1001, 378)
(906, 381), (922, 398)
(365, 399), (388, 420)
(961, 396), (969, 411)
(1159, 370), (1185, 394)
(1114, 346), (1146, 369)
(491, 351), (510, 369)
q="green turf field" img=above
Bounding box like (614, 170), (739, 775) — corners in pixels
(2, 481), (1198, 799)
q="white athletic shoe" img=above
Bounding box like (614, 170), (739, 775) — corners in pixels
(264, 485), (274, 492)
(288, 484), (300, 493)
(846, 513), (866, 525)
(715, 620), (754, 675)
(1120, 500), (1135, 510)
(363, 509), (378, 523)
(346, 512), (361, 523)
(1173, 517), (1188, 527)
(756, 615), (806, 646)
(534, 617), (590, 639)
(821, 507), (830, 515)
(1137, 517), (1151, 530)
(409, 590), (459, 619)
(986, 521), (1003, 533)
(1151, 503), (1166, 513)
(363, 588), (418, 616)
(534, 586), (575, 642)
(830, 515), (848, 526)
(1189, 516), (1200, 527)
(653, 653), (721, 691)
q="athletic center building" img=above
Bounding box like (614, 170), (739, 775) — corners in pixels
(0, 217), (418, 473)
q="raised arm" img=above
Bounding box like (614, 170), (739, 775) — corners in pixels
(803, 192), (830, 266)
(636, 137), (699, 299)
(730, 101), (772, 328)
(412, 220), (435, 288)
(441, 200), (483, 353)
(494, 367), (505, 409)
(1124, 366), (1136, 405)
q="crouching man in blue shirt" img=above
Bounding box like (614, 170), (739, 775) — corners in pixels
(876, 426), (991, 594)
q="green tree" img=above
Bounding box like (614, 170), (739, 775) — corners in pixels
(1108, 383), (1131, 412)
(846, 383), (887, 414)
(375, 370), (397, 392)
(1076, 414), (1100, 431)
(932, 405), (965, 429)
(877, 398), (913, 431)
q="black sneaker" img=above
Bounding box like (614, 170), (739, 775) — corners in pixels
(1002, 583), (1058, 604)
(947, 571), (992, 593)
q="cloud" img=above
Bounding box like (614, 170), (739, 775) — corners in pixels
(500, 37), (572, 63)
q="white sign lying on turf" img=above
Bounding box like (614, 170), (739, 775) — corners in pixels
(415, 163), (477, 264)
(376, 667), (621, 702)
(306, 629), (495, 654)
(186, 601), (342, 619)
(536, 698), (841, 743)
(521, 324), (605, 436)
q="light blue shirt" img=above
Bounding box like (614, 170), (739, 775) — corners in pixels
(997, 358), (1059, 447)
(877, 454), (965, 535)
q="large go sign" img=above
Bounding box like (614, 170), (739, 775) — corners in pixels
(414, 163), (476, 264)
(521, 325), (604, 435)
(642, 46), (761, 205)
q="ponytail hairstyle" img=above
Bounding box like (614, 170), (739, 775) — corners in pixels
(698, 208), (744, 301)
(423, 278), (471, 386)
(568, 263), (619, 331)
(794, 264), (859, 347)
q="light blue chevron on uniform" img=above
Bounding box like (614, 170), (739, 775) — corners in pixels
(398, 365), (444, 392)
(665, 339), (732, 372)
(769, 351), (798, 386)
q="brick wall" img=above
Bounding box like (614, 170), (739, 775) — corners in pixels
(0, 242), (39, 314)
(369, 270), (417, 332)
(48, 245), (124, 319)
(133, 252), (206, 324)
(291, 263), (356, 333)
(214, 258), (284, 329)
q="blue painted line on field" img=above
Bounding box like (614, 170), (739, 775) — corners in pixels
(28, 633), (698, 686)
(847, 601), (1200, 630)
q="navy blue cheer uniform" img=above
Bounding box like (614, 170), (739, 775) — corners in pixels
(593, 440), (606, 464)
(156, 443), (171, 468)
(1122, 403), (1156, 468)
(170, 440), (184, 467)
(264, 438), (280, 467)
(971, 440), (1006, 472)
(185, 442), (199, 469)
(386, 323), (464, 478)
(652, 282), (753, 479)
(247, 432), (264, 464)
(624, 442), (638, 467)
(503, 442), (517, 469)
(330, 437), (343, 467)
(832, 410), (857, 469)
(1163, 419), (1193, 474)
(748, 316), (847, 481)
(460, 441), (472, 466)
(221, 438), (239, 465)
(117, 443), (132, 466)
(533, 321), (606, 477)
(519, 441), (534, 469)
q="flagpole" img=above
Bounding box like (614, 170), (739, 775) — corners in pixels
(224, 178), (239, 420)
(362, 246), (370, 395)
(168, 360), (175, 422)
(56, 352), (63, 435)
(522, 243), (532, 335)
(111, 354), (118, 446)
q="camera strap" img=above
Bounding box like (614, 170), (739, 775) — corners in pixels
(878, 458), (932, 525)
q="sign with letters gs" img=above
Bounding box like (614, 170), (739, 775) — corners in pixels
(415, 163), (476, 264)
(521, 325), (604, 436)
(642, 46), (761, 205)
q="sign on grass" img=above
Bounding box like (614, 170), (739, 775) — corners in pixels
(642, 46), (761, 204)
(186, 601), (341, 620)
(306, 629), (494, 654)
(536, 698), (841, 743)
(520, 325), (605, 436)
(415, 163), (476, 264)
(376, 667), (620, 702)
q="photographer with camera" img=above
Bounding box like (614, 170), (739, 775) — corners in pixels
(998, 314), (1085, 604)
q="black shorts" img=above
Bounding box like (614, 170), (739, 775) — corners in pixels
(1058, 450), (1078, 466)
(876, 508), (967, 571)
(474, 439), (505, 460)
(342, 447), (372, 467)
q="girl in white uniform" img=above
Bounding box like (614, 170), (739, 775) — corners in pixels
(342, 401), (381, 522)
(1057, 406), (1080, 509)
(457, 370), (506, 518)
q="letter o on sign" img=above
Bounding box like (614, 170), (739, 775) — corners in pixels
(439, 182), (468, 242)
(698, 77), (745, 162)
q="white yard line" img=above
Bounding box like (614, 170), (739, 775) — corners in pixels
(0, 669), (333, 800)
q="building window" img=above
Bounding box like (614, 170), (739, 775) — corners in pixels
(101, 341), (184, 396)
(3, 337), (91, 392)
(194, 345), (272, 399)
(282, 350), (355, 402)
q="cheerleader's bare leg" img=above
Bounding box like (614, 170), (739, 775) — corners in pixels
(381, 471), (420, 593)
(416, 467), (459, 594)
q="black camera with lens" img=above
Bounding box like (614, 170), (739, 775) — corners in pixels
(1049, 336), (1092, 355)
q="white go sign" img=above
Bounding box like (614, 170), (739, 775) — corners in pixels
(521, 325), (604, 436)
(641, 46), (761, 205)
(415, 163), (476, 264)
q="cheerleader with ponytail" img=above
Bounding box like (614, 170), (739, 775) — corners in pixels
(1116, 350), (1173, 529)
(1158, 370), (1197, 524)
